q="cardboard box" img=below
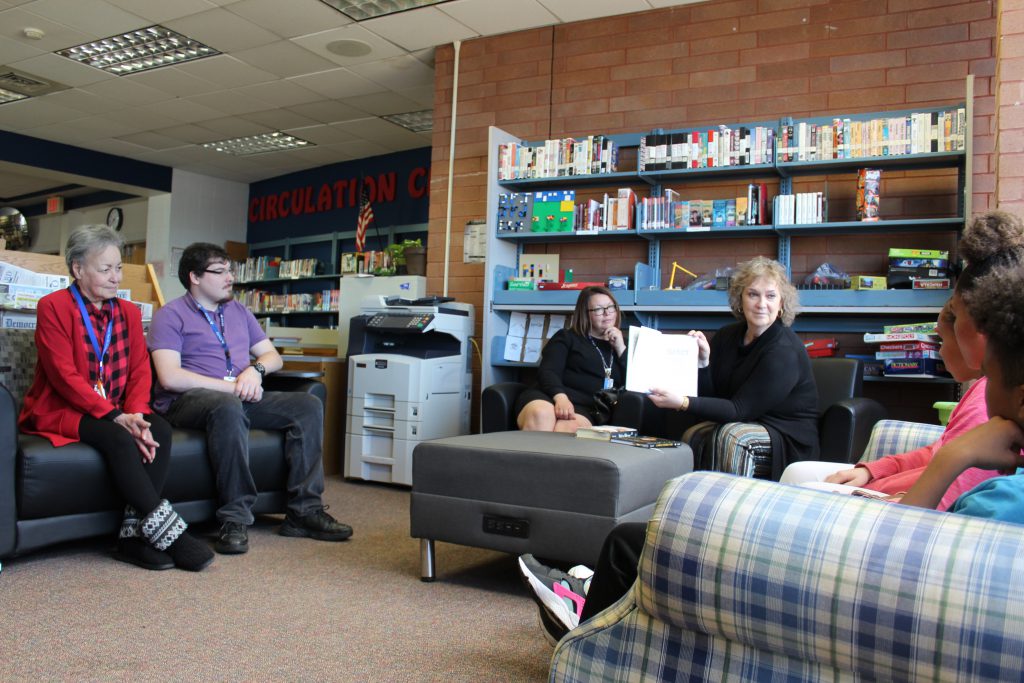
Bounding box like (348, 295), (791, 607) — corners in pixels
(536, 281), (605, 290)
(607, 275), (629, 290)
(852, 275), (887, 290)
(912, 278), (951, 290)
(506, 278), (536, 290)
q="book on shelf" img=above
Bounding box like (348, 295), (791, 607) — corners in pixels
(863, 332), (940, 343)
(498, 136), (618, 181)
(878, 340), (939, 352)
(882, 321), (938, 334)
(883, 358), (951, 378)
(776, 107), (966, 163)
(610, 435), (683, 449)
(639, 125), (775, 172)
(576, 425), (639, 441)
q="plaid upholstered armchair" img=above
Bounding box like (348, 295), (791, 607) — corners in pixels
(549, 469), (1024, 682)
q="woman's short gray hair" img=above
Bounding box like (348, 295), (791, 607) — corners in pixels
(65, 224), (123, 276)
(727, 256), (800, 326)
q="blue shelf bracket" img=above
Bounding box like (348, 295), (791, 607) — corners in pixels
(778, 235), (791, 279)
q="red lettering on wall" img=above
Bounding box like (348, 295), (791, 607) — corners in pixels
(266, 193), (279, 221)
(408, 167), (427, 198)
(303, 186), (317, 214)
(317, 184), (333, 212)
(249, 197), (261, 222)
(334, 180), (349, 208)
(289, 189), (303, 216)
(377, 172), (396, 202)
(349, 180), (358, 207)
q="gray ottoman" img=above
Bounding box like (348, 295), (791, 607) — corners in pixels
(410, 431), (692, 580)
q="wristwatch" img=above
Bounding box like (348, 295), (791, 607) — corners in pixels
(253, 362), (266, 377)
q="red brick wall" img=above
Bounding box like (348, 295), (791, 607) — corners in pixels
(427, 0), (998, 422)
(998, 0), (1024, 212)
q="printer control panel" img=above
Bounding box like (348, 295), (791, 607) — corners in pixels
(367, 313), (435, 332)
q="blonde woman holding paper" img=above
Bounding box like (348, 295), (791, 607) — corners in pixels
(647, 256), (818, 480)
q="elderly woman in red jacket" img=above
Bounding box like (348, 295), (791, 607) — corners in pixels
(18, 225), (212, 572)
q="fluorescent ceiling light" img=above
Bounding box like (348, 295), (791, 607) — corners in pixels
(202, 132), (315, 156)
(318, 0), (452, 21)
(0, 87), (28, 105)
(381, 110), (433, 133)
(55, 26), (219, 75)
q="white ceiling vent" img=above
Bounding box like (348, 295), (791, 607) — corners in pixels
(0, 69), (69, 97)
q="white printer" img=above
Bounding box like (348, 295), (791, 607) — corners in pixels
(345, 295), (474, 485)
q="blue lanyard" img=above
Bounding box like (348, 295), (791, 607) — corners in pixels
(69, 284), (114, 386)
(190, 294), (233, 377)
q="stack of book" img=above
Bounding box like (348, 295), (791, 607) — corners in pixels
(497, 136), (618, 180)
(777, 107), (967, 162)
(575, 425), (638, 441)
(887, 248), (951, 290)
(637, 184), (769, 231)
(639, 124), (776, 170)
(863, 323), (949, 378)
(773, 192), (826, 225)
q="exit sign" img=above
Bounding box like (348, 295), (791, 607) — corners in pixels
(46, 196), (64, 214)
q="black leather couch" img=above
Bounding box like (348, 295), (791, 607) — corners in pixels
(0, 328), (324, 560)
(482, 357), (886, 466)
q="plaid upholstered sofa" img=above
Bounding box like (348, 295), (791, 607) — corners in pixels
(0, 328), (323, 560)
(550, 457), (1024, 681)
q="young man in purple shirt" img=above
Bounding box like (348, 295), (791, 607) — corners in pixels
(148, 243), (352, 554)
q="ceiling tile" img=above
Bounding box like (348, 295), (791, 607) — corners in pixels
(287, 67), (385, 99)
(0, 96), (82, 128)
(173, 54), (276, 88)
(102, 0), (220, 25)
(291, 24), (404, 68)
(440, 0), (559, 37)
(9, 52), (112, 87)
(347, 54), (434, 91)
(196, 116), (270, 138)
(0, 27), (45, 63)
(329, 116), (427, 147)
(101, 105), (181, 130)
(80, 77), (173, 106)
(164, 7), (278, 53)
(240, 107), (321, 131)
(153, 122), (223, 144)
(286, 99), (368, 124)
(361, 6), (477, 52)
(327, 138), (390, 160)
(235, 79), (323, 109)
(537, 0), (651, 23)
(62, 113), (147, 137)
(138, 97), (225, 124)
(398, 84), (435, 108)
(115, 130), (191, 150)
(0, 7), (93, 52)
(342, 90), (421, 116)
(187, 88), (270, 116)
(231, 39), (339, 78)
(22, 0), (148, 39)
(125, 66), (223, 97)
(226, 0), (352, 39)
(281, 123), (356, 145)
(32, 87), (114, 114)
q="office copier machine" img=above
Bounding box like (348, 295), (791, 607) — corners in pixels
(345, 295), (474, 485)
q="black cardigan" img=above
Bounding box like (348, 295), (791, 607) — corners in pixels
(689, 319), (819, 479)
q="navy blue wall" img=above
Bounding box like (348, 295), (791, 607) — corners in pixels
(246, 147), (430, 243)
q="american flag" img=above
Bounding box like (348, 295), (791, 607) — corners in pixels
(355, 186), (374, 253)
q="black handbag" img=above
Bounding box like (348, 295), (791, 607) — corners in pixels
(591, 388), (624, 426)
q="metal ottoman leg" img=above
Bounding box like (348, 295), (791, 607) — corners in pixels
(420, 538), (435, 582)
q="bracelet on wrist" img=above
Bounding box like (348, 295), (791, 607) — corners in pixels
(677, 396), (689, 411)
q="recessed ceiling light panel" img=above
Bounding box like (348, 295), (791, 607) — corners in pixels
(0, 87), (28, 105)
(55, 26), (219, 76)
(381, 109), (433, 133)
(202, 132), (315, 156)
(318, 0), (453, 21)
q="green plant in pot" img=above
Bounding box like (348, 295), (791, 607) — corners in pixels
(385, 238), (426, 276)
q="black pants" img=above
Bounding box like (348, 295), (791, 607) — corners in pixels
(78, 413), (173, 515)
(579, 521), (647, 622)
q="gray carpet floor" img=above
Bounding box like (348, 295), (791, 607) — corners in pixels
(0, 477), (552, 682)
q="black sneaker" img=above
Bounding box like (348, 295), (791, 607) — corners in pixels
(279, 506), (353, 542)
(517, 554), (590, 645)
(215, 521), (249, 554)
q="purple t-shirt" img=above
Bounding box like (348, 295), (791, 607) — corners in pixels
(147, 296), (267, 413)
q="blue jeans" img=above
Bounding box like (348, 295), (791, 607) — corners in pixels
(164, 389), (325, 524)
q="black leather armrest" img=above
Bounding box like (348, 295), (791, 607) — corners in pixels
(263, 376), (326, 406)
(0, 384), (19, 557)
(819, 397), (887, 464)
(481, 382), (527, 433)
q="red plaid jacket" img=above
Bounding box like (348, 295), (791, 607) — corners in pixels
(18, 288), (153, 447)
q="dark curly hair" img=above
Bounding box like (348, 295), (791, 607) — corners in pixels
(969, 262), (1024, 387)
(957, 211), (1024, 313)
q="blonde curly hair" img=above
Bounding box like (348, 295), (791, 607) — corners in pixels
(727, 256), (800, 327)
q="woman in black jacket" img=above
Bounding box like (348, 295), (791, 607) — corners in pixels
(516, 286), (626, 432)
(648, 256), (819, 480)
